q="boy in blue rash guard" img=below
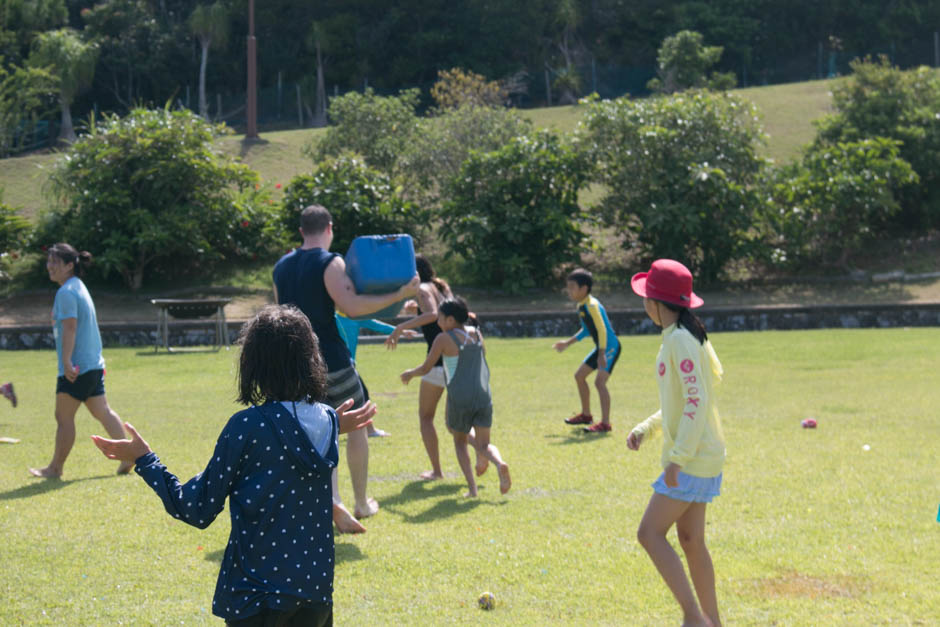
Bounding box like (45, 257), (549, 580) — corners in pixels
(91, 305), (376, 626)
(552, 268), (622, 432)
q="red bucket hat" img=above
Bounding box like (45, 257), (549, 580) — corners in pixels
(631, 259), (704, 308)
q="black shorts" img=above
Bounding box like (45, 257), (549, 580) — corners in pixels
(358, 376), (370, 403)
(56, 369), (105, 401)
(226, 603), (332, 627)
(584, 344), (621, 374)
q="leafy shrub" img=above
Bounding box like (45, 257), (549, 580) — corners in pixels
(398, 104), (532, 209)
(647, 30), (734, 94)
(582, 90), (765, 282)
(0, 198), (31, 275)
(762, 137), (918, 268)
(440, 131), (592, 291)
(309, 88), (419, 173)
(430, 68), (504, 110)
(281, 154), (425, 255)
(41, 107), (279, 290)
(814, 56), (940, 228)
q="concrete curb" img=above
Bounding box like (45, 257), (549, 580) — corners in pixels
(2, 302), (939, 350)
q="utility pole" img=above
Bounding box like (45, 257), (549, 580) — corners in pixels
(245, 0), (259, 140)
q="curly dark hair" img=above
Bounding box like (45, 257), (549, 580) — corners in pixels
(236, 305), (327, 406)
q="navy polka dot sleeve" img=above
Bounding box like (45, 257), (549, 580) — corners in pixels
(134, 401), (338, 621)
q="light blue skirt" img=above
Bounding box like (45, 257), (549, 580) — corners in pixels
(652, 471), (722, 503)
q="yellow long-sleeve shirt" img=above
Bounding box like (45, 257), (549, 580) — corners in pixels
(630, 323), (726, 478)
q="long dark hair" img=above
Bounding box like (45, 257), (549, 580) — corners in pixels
(439, 296), (479, 327)
(659, 300), (708, 345)
(415, 253), (451, 297)
(237, 305), (327, 406)
(48, 242), (92, 278)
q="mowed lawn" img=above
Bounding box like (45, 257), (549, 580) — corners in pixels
(0, 329), (937, 625)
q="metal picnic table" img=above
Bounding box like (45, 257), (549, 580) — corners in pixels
(150, 298), (231, 352)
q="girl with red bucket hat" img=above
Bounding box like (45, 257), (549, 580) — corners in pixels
(627, 259), (726, 627)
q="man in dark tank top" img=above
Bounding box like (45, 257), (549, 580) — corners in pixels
(274, 204), (418, 533)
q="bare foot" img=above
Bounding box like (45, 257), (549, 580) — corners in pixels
(117, 461), (134, 475)
(498, 463), (512, 494)
(354, 497), (379, 520)
(332, 503), (366, 534)
(464, 490), (479, 498)
(29, 466), (62, 479)
(475, 457), (489, 477)
(419, 470), (443, 481)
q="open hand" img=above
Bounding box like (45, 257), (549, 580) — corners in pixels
(552, 341), (568, 353)
(91, 422), (151, 463)
(335, 398), (376, 434)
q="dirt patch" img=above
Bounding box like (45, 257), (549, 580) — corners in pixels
(751, 571), (870, 600)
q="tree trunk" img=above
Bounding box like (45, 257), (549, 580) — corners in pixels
(58, 97), (76, 143)
(198, 38), (210, 119)
(313, 41), (327, 127)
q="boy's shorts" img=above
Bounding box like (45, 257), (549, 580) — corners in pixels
(56, 368), (105, 401)
(583, 344), (621, 374)
(421, 365), (446, 388)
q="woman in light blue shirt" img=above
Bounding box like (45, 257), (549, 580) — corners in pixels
(29, 243), (132, 478)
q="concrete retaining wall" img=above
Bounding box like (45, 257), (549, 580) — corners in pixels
(2, 303), (938, 350)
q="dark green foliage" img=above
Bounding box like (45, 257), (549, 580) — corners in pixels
(41, 107), (283, 290)
(281, 154), (425, 255)
(309, 88), (420, 173)
(0, 198), (30, 255)
(814, 57), (940, 228)
(440, 131), (592, 291)
(583, 90), (765, 282)
(762, 138), (918, 268)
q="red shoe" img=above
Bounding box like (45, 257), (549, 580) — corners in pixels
(564, 412), (593, 425)
(1, 383), (14, 408)
(583, 422), (611, 433)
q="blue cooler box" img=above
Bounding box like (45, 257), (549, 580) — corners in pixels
(345, 234), (416, 320)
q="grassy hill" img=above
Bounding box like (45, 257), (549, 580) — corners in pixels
(0, 78), (836, 222)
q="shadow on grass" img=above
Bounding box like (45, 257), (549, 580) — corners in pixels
(544, 431), (612, 446)
(380, 480), (506, 524)
(0, 474), (113, 500)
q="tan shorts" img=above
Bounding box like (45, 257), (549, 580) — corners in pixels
(421, 365), (446, 388)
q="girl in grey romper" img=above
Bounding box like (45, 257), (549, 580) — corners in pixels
(400, 298), (511, 497)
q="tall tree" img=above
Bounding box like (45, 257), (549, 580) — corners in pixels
(28, 28), (97, 142)
(189, 1), (229, 119)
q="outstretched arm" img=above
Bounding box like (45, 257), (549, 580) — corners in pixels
(401, 334), (448, 384)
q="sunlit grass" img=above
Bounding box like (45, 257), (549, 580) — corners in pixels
(1, 329), (937, 624)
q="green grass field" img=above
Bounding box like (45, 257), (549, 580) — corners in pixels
(1, 330), (937, 624)
(0, 78), (836, 223)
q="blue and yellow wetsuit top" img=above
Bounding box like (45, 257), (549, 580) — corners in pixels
(575, 294), (621, 372)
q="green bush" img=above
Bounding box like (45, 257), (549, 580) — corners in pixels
(647, 30), (734, 94)
(582, 90), (765, 282)
(398, 103), (532, 209)
(281, 154), (425, 255)
(762, 137), (918, 268)
(814, 57), (940, 228)
(440, 131), (592, 291)
(309, 88), (419, 173)
(0, 199), (30, 255)
(41, 107), (280, 290)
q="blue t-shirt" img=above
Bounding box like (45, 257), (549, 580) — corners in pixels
(335, 313), (395, 362)
(273, 248), (351, 372)
(135, 400), (339, 620)
(52, 277), (105, 376)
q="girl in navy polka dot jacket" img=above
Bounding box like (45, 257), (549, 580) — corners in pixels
(93, 305), (375, 626)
